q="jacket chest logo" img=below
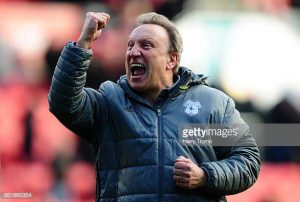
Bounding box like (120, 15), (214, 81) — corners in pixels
(184, 100), (201, 116)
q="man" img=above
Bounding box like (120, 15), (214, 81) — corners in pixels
(48, 12), (260, 202)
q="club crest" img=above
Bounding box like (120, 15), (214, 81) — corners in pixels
(184, 100), (201, 116)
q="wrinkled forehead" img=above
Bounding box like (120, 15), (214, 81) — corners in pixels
(128, 24), (169, 42)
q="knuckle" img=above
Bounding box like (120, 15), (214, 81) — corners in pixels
(186, 172), (192, 178)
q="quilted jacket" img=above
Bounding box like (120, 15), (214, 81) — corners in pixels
(48, 42), (260, 202)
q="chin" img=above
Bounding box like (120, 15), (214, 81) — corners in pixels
(128, 75), (148, 91)
(129, 82), (146, 92)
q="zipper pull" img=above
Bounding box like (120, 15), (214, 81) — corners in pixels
(157, 108), (161, 116)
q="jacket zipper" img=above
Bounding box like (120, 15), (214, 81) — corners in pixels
(157, 107), (162, 202)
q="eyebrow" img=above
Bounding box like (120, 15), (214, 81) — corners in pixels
(128, 37), (157, 45)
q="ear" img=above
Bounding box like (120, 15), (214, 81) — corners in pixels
(166, 52), (179, 70)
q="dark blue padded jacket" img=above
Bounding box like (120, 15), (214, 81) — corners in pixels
(48, 42), (260, 202)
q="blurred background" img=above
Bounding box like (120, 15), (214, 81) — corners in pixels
(0, 0), (300, 201)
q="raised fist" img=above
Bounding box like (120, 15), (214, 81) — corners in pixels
(76, 12), (110, 49)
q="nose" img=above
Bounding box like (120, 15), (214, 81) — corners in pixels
(129, 45), (141, 57)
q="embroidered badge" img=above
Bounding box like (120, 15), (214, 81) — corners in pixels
(184, 100), (201, 116)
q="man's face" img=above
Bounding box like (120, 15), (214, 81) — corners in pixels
(125, 24), (174, 94)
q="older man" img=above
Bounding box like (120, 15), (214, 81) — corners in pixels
(48, 12), (260, 202)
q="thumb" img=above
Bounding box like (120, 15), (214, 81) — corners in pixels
(176, 156), (194, 164)
(175, 155), (189, 162)
(93, 29), (102, 41)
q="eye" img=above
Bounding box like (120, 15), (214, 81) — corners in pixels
(127, 42), (134, 50)
(142, 42), (152, 49)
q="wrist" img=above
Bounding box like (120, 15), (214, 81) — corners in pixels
(76, 37), (92, 49)
(198, 167), (208, 187)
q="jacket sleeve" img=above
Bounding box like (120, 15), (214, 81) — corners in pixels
(48, 42), (108, 145)
(200, 97), (260, 195)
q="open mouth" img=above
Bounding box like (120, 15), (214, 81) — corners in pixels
(130, 63), (146, 78)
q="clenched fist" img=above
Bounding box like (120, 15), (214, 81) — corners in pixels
(173, 156), (207, 190)
(76, 12), (110, 49)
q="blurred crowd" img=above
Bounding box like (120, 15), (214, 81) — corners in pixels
(1, 0), (300, 201)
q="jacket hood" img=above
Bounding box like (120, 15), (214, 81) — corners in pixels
(176, 66), (208, 87)
(117, 66), (208, 101)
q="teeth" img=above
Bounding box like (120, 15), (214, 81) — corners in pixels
(130, 63), (144, 68)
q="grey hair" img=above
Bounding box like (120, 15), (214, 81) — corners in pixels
(136, 12), (183, 74)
